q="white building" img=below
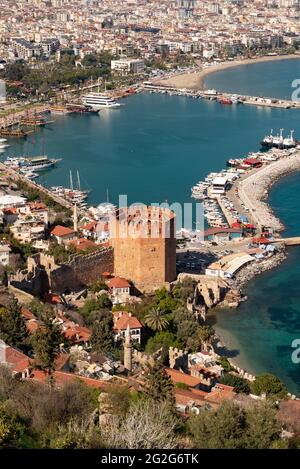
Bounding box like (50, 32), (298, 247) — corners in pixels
(211, 176), (229, 195)
(111, 58), (145, 75)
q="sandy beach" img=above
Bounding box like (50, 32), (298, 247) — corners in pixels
(157, 54), (300, 91)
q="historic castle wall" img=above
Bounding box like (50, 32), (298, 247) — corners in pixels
(50, 248), (114, 294)
(10, 248), (114, 296)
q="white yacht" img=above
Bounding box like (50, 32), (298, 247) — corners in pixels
(4, 155), (61, 171)
(82, 93), (121, 110)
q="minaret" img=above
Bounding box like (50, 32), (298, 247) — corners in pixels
(124, 325), (132, 372)
(73, 203), (78, 232)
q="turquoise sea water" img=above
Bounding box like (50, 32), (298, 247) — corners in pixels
(213, 173), (300, 395)
(3, 59), (300, 394)
(204, 58), (300, 100)
(206, 59), (300, 395)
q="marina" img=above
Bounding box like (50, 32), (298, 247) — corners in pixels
(142, 81), (300, 110)
(3, 87), (300, 393)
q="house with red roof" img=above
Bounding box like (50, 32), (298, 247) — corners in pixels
(166, 367), (204, 389)
(80, 220), (110, 243)
(174, 384), (235, 414)
(113, 311), (142, 344)
(2, 207), (18, 224)
(0, 340), (31, 378)
(29, 369), (110, 390)
(63, 323), (91, 346)
(68, 237), (99, 252)
(51, 225), (77, 245)
(106, 277), (131, 297)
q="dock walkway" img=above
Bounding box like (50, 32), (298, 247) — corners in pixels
(0, 162), (74, 211)
(142, 82), (300, 110)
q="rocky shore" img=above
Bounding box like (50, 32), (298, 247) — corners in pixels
(229, 248), (287, 291)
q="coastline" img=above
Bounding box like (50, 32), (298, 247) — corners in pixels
(237, 150), (300, 232)
(157, 54), (300, 91)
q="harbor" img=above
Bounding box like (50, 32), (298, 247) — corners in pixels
(1, 81), (300, 394)
(142, 81), (300, 110)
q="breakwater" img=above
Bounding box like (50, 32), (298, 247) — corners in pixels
(238, 151), (300, 233)
(142, 82), (300, 110)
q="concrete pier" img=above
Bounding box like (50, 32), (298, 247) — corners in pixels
(236, 151), (300, 233)
(142, 83), (300, 110)
(0, 162), (74, 211)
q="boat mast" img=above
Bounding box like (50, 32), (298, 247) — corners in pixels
(70, 170), (74, 190)
(280, 128), (284, 143)
(77, 170), (81, 191)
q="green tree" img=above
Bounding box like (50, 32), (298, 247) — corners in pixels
(80, 295), (112, 322)
(89, 279), (108, 293)
(0, 299), (28, 350)
(188, 400), (247, 449)
(251, 373), (288, 398)
(172, 278), (196, 303)
(188, 400), (282, 449)
(198, 325), (215, 351)
(32, 315), (64, 377)
(0, 405), (27, 448)
(217, 356), (233, 372)
(144, 362), (175, 406)
(219, 373), (250, 394)
(4, 61), (29, 81)
(144, 307), (169, 332)
(244, 401), (281, 449)
(145, 331), (182, 355)
(172, 308), (200, 351)
(90, 310), (114, 353)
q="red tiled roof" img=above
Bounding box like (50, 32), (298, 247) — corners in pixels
(80, 221), (97, 232)
(30, 370), (109, 389)
(51, 225), (76, 237)
(205, 227), (242, 236)
(4, 346), (31, 372)
(190, 365), (217, 379)
(26, 319), (39, 333)
(206, 383), (235, 403)
(29, 202), (47, 210)
(108, 277), (131, 289)
(55, 352), (70, 371)
(63, 325), (91, 343)
(68, 238), (99, 251)
(166, 368), (202, 388)
(113, 311), (142, 331)
(21, 306), (35, 320)
(3, 207), (17, 214)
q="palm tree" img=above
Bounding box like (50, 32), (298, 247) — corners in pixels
(144, 307), (169, 332)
